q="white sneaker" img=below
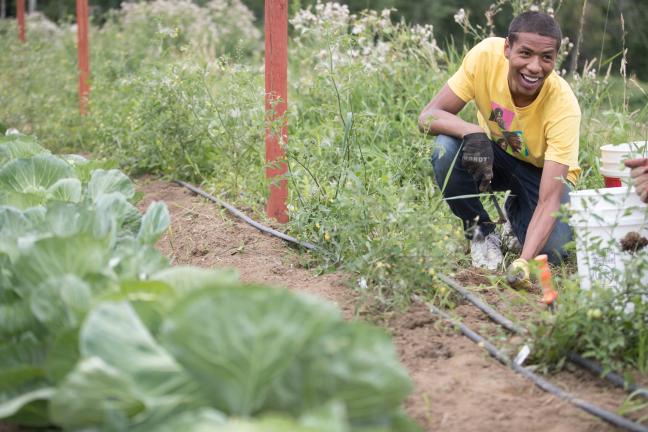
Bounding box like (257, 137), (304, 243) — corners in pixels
(502, 221), (522, 252)
(471, 230), (503, 270)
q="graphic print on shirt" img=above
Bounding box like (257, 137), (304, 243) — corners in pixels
(488, 102), (529, 157)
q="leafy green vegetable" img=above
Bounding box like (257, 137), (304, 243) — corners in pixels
(88, 169), (135, 201)
(151, 266), (239, 296)
(46, 178), (82, 203)
(160, 286), (414, 430)
(0, 365), (52, 424)
(137, 201), (170, 244)
(0, 155), (74, 194)
(0, 136), (416, 431)
(161, 285), (341, 416)
(29, 275), (92, 328)
(0, 135), (50, 166)
(50, 302), (204, 430)
(49, 357), (147, 429)
(14, 234), (110, 288)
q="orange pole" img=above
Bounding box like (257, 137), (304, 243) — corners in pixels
(264, 0), (288, 223)
(17, 0), (25, 42)
(76, 0), (90, 115)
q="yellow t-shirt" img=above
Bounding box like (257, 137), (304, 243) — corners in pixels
(448, 37), (581, 184)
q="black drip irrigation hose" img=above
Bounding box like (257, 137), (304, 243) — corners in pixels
(438, 274), (524, 334)
(567, 353), (648, 400)
(421, 299), (648, 432)
(174, 180), (317, 251)
(175, 179), (647, 429)
(438, 273), (648, 399)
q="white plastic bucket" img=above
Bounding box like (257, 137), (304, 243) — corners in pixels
(600, 142), (647, 170)
(569, 187), (648, 292)
(599, 142), (647, 187)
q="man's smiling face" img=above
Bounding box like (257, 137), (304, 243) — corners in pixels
(504, 32), (558, 107)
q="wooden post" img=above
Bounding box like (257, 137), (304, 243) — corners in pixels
(264, 0), (288, 223)
(17, 0), (25, 42)
(76, 0), (90, 115)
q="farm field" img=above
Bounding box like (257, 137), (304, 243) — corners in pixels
(135, 177), (646, 431)
(1, 0), (648, 430)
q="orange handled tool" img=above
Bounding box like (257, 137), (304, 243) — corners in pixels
(534, 254), (558, 311)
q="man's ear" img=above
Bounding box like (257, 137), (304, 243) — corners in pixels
(504, 37), (511, 59)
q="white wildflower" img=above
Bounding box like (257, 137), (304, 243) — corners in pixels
(529, 4), (539, 11)
(358, 277), (368, 290)
(454, 8), (466, 25)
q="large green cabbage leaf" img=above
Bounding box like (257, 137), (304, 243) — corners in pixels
(0, 135), (50, 166)
(13, 234), (110, 289)
(29, 275), (92, 329)
(88, 169), (135, 201)
(0, 206), (33, 261)
(46, 178), (82, 203)
(49, 302), (206, 430)
(0, 155), (76, 210)
(151, 266), (239, 296)
(160, 285), (342, 417)
(137, 201), (170, 245)
(0, 332), (51, 424)
(160, 286), (415, 430)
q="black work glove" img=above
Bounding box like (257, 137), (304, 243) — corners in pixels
(461, 132), (494, 192)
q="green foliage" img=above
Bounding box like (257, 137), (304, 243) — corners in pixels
(1, 0), (647, 376)
(0, 134), (417, 431)
(529, 274), (648, 374)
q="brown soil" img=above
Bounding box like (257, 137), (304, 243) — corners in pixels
(136, 177), (647, 432)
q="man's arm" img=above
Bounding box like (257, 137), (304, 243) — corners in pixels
(521, 160), (569, 260)
(418, 84), (483, 137)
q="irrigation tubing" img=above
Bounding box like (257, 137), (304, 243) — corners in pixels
(175, 179), (647, 427)
(423, 300), (648, 432)
(438, 274), (524, 334)
(174, 180), (317, 251)
(438, 273), (648, 399)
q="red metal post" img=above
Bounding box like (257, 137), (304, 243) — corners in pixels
(17, 0), (25, 42)
(264, 0), (288, 223)
(76, 0), (90, 115)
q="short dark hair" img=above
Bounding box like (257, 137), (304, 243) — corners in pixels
(508, 11), (562, 51)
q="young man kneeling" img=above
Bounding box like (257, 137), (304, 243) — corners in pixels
(419, 11), (580, 288)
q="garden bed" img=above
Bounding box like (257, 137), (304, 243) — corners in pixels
(136, 177), (646, 431)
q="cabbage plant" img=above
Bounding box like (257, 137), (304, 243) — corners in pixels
(0, 134), (418, 431)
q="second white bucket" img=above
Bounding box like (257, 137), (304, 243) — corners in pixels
(600, 141), (647, 172)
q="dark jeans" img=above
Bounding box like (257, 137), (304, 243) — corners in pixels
(431, 134), (572, 263)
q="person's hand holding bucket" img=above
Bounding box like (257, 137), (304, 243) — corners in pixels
(624, 157), (648, 203)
